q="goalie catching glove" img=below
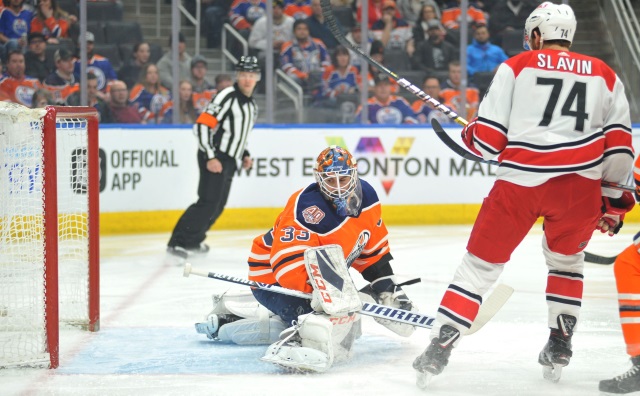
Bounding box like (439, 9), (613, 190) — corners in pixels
(359, 276), (420, 337)
(596, 191), (635, 236)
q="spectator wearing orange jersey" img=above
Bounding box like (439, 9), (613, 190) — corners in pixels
(283, 0), (311, 20)
(439, 60), (479, 121)
(440, 0), (486, 30)
(30, 0), (76, 43)
(0, 49), (42, 107)
(191, 89), (215, 115)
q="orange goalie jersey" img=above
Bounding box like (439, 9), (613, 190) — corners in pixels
(247, 179), (391, 293)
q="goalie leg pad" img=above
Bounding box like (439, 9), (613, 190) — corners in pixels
(207, 289), (263, 318)
(304, 245), (362, 316)
(260, 312), (361, 371)
(217, 317), (287, 345)
(261, 313), (334, 372)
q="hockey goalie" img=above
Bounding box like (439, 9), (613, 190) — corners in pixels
(194, 146), (419, 372)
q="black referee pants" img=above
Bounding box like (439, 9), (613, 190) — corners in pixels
(168, 150), (238, 249)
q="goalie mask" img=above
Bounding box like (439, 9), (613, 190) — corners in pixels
(314, 146), (363, 217)
(523, 2), (576, 50)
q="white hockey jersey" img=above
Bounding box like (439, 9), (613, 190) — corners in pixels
(472, 48), (634, 196)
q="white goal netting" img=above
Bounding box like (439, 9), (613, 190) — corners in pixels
(0, 103), (97, 368)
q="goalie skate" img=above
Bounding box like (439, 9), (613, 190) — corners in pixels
(260, 322), (332, 373)
(261, 341), (331, 373)
(194, 314), (241, 340)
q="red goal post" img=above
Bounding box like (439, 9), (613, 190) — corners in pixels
(0, 104), (100, 369)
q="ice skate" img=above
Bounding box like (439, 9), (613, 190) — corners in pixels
(413, 325), (460, 389)
(260, 318), (333, 373)
(167, 244), (210, 265)
(167, 243), (210, 259)
(599, 356), (640, 394)
(538, 314), (575, 383)
(194, 313), (240, 340)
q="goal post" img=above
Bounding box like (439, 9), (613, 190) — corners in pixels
(0, 104), (100, 369)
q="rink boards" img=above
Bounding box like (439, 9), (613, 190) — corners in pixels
(95, 124), (640, 234)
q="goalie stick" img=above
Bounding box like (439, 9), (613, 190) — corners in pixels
(183, 263), (513, 335)
(319, 0), (468, 127)
(430, 119), (636, 193)
(584, 251), (617, 265)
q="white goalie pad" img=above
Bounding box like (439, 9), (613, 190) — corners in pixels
(217, 317), (287, 345)
(261, 312), (361, 372)
(304, 245), (362, 316)
(208, 289), (268, 319)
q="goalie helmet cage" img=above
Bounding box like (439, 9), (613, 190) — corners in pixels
(0, 104), (100, 369)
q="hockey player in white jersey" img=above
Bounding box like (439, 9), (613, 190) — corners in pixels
(413, 2), (635, 387)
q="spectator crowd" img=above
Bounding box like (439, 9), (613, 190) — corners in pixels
(0, 0), (543, 124)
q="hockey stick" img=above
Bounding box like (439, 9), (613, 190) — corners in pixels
(319, 0), (467, 127)
(183, 263), (513, 335)
(184, 263), (436, 328)
(431, 119), (636, 193)
(584, 251), (617, 265)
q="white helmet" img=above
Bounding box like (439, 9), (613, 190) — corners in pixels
(523, 2), (576, 50)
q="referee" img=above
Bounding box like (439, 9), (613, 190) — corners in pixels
(167, 56), (260, 259)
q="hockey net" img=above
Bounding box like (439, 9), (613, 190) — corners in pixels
(0, 104), (100, 369)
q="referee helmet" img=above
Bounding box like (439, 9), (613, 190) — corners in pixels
(235, 56), (260, 73)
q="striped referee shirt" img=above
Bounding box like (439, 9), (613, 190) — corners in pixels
(194, 83), (258, 161)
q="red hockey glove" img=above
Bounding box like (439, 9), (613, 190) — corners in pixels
(596, 191), (635, 236)
(461, 117), (481, 156)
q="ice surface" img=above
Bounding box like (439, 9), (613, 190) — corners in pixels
(0, 225), (634, 395)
